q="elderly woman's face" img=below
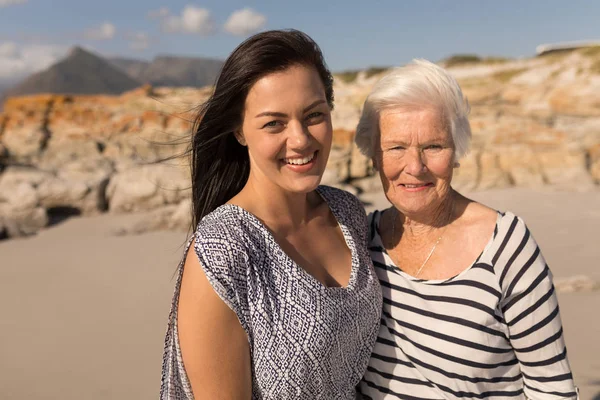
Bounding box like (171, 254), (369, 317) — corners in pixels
(374, 107), (455, 216)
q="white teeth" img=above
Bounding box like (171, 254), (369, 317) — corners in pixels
(284, 153), (315, 165)
(404, 184), (424, 188)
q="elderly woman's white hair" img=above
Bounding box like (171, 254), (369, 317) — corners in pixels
(355, 59), (472, 161)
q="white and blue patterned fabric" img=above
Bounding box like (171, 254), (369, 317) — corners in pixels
(161, 186), (382, 399)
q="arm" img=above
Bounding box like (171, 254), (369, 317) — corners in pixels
(499, 218), (577, 399)
(177, 247), (252, 399)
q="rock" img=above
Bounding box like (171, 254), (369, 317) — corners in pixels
(588, 143), (600, 183)
(111, 206), (177, 236)
(102, 135), (162, 164)
(37, 138), (103, 170)
(460, 81), (503, 105)
(477, 152), (512, 190)
(111, 199), (192, 235)
(106, 163), (190, 213)
(322, 147), (351, 185)
(0, 181), (39, 210)
(0, 143), (8, 172)
(36, 176), (90, 210)
(0, 207), (48, 238)
(0, 53), (599, 242)
(452, 151), (480, 192)
(0, 181), (48, 237)
(0, 166), (53, 188)
(496, 145), (545, 187)
(547, 82), (600, 117)
(1, 127), (48, 159)
(350, 175), (383, 194)
(55, 158), (114, 214)
(554, 275), (600, 293)
(169, 198), (192, 230)
(332, 129), (355, 148)
(537, 146), (595, 189)
(349, 143), (372, 179)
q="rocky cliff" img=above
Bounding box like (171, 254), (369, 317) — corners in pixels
(1, 49), (599, 239)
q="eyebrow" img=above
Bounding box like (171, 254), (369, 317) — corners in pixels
(254, 99), (327, 118)
(380, 138), (447, 147)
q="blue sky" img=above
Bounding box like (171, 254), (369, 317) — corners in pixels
(0, 0), (599, 84)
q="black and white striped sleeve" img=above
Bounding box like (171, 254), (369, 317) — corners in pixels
(498, 216), (578, 399)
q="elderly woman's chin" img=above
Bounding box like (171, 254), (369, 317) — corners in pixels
(381, 175), (455, 218)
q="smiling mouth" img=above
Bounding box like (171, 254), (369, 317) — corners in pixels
(283, 151), (316, 165)
(400, 183), (433, 188)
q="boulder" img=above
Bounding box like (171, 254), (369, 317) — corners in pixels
(1, 127), (48, 159)
(0, 166), (53, 188)
(0, 181), (39, 211)
(536, 146), (595, 190)
(0, 181), (48, 238)
(349, 143), (373, 179)
(0, 207), (48, 238)
(111, 198), (192, 235)
(452, 151), (480, 192)
(322, 147), (351, 185)
(106, 163), (190, 213)
(37, 138), (104, 171)
(477, 151), (512, 190)
(54, 158), (114, 213)
(496, 145), (545, 187)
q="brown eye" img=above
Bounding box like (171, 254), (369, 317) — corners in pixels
(305, 112), (325, 125)
(262, 120), (281, 128)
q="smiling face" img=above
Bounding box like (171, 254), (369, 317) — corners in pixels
(238, 64), (332, 195)
(374, 107), (456, 217)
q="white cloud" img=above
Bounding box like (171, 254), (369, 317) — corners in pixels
(128, 32), (150, 51)
(156, 5), (216, 35)
(0, 42), (19, 57)
(84, 22), (117, 40)
(224, 8), (266, 36)
(0, 42), (67, 85)
(0, 0), (27, 7)
(147, 7), (169, 19)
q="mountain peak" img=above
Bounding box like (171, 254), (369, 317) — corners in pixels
(3, 46), (141, 97)
(67, 45), (90, 57)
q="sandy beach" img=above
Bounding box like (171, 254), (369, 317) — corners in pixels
(1, 187), (599, 399)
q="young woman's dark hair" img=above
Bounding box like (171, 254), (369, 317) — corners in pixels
(189, 29), (334, 227)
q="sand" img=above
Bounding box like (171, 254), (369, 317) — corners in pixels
(1, 187), (599, 399)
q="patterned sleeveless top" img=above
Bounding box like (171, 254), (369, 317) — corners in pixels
(161, 186), (382, 399)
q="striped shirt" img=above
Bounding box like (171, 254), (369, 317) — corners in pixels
(359, 210), (578, 400)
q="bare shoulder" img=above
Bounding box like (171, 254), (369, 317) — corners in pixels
(455, 194), (499, 235)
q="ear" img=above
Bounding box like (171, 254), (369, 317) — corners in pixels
(234, 129), (246, 146)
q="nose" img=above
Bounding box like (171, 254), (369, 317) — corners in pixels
(403, 148), (427, 176)
(287, 120), (311, 150)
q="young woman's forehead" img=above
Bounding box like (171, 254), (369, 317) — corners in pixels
(244, 66), (326, 111)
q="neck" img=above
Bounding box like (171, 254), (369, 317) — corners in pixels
(238, 173), (317, 231)
(399, 191), (456, 238)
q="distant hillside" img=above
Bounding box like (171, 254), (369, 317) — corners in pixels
(108, 57), (151, 81)
(110, 55), (223, 88)
(4, 47), (142, 98)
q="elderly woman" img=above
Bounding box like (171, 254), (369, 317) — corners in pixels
(356, 59), (578, 399)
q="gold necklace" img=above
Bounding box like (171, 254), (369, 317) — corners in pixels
(389, 202), (454, 278)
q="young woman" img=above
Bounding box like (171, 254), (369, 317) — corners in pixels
(160, 30), (382, 399)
